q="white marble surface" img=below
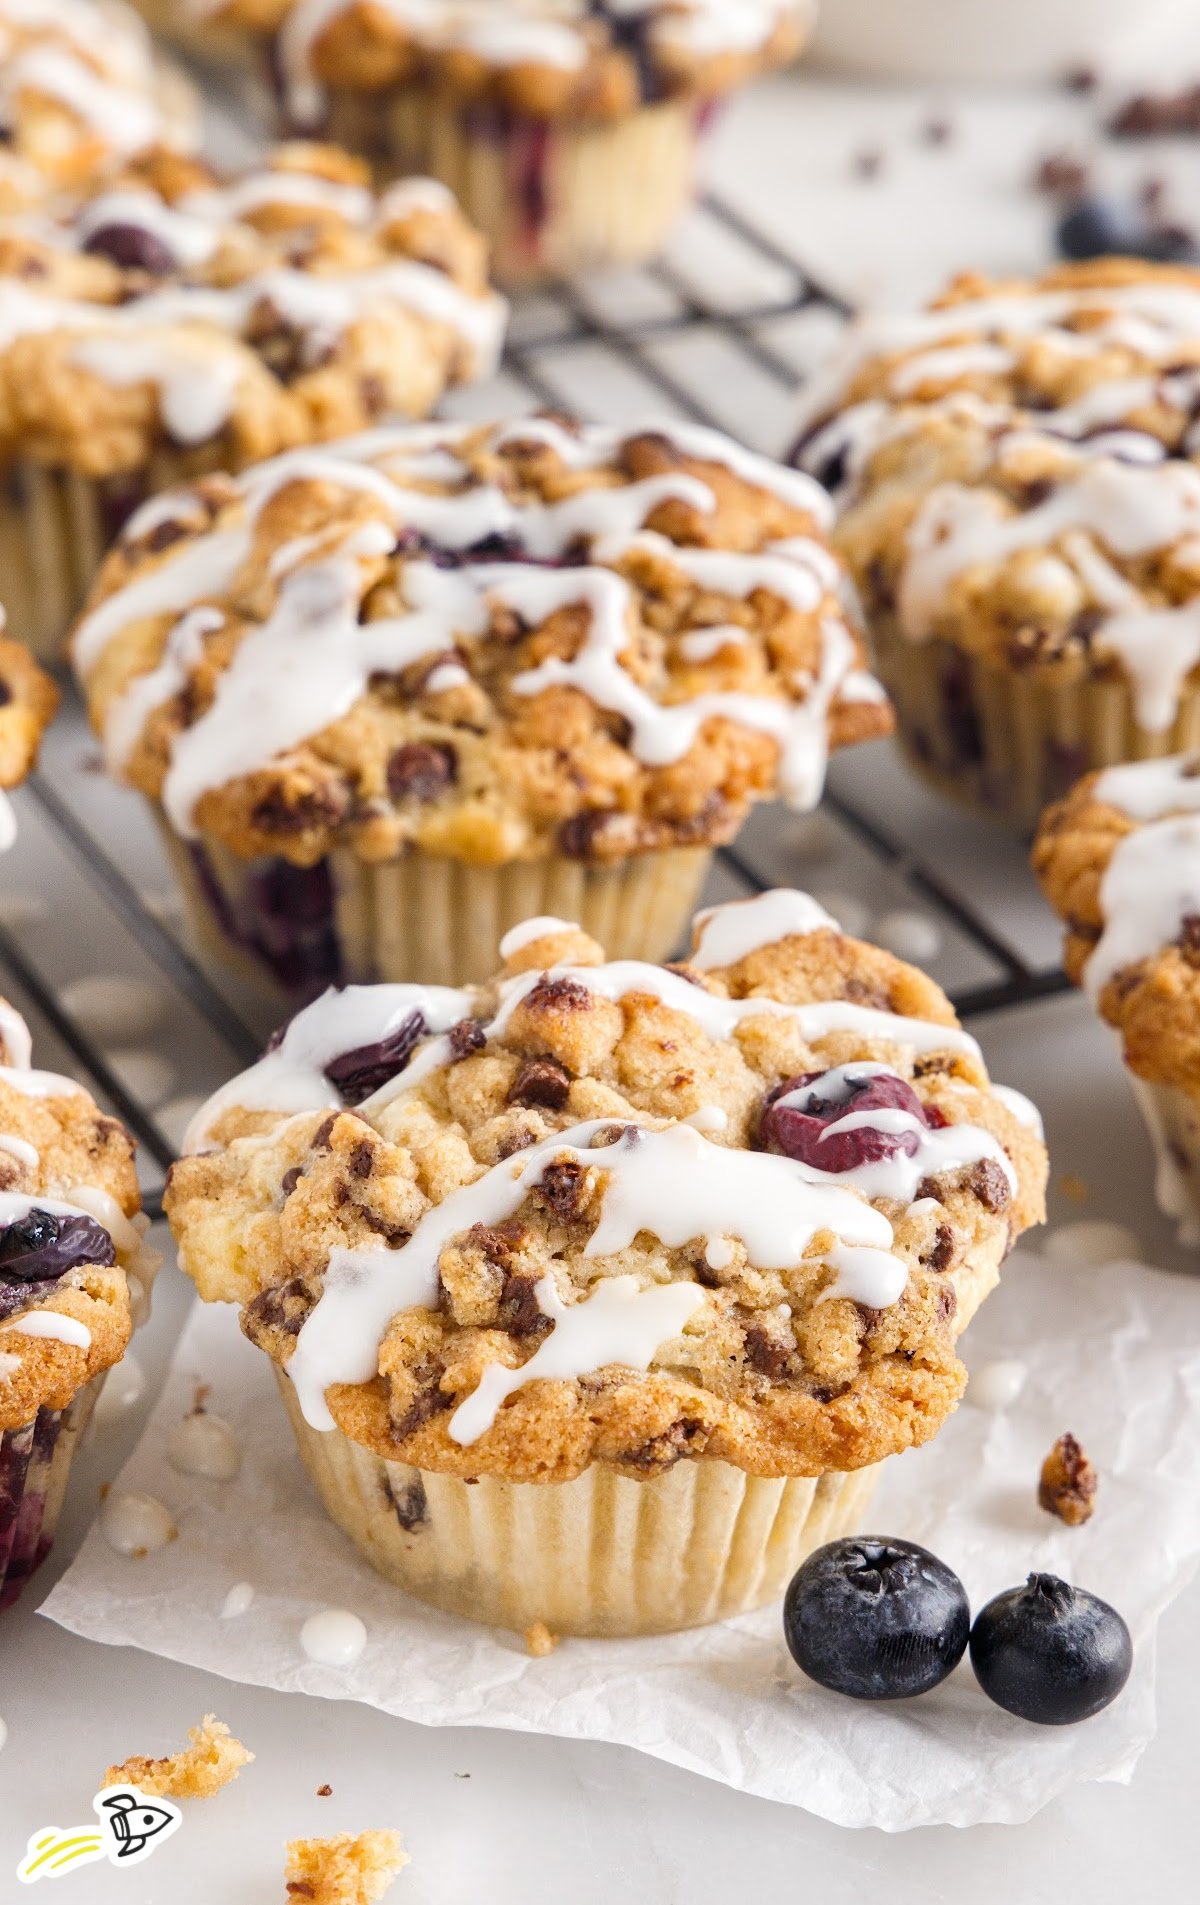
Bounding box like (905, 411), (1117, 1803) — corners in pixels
(4, 60), (1200, 1901)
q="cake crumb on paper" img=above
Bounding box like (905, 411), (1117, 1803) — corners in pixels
(1059, 1175), (1088, 1204)
(285, 1831), (408, 1903)
(524, 1621), (559, 1657)
(1038, 1433), (1098, 1526)
(317, 1784), (333, 1797)
(105, 1714), (253, 1798)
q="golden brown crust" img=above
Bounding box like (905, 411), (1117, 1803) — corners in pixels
(165, 907), (1047, 1484)
(0, 144), (505, 479)
(105, 1715), (254, 1798)
(212, 1), (809, 128)
(1032, 764), (1200, 1092)
(74, 417), (889, 868)
(0, 0), (198, 211)
(285, 1831), (408, 1905)
(0, 634), (58, 787)
(0, 1008), (147, 1430)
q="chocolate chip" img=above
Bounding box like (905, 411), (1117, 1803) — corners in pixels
(390, 1362), (452, 1442)
(311, 1114), (338, 1151)
(557, 809), (615, 861)
(470, 1220), (527, 1266)
(508, 1057), (572, 1111)
(447, 1018), (487, 1062)
(389, 1474), (428, 1531)
(498, 1272), (552, 1339)
(144, 518), (188, 555)
(523, 974), (593, 1016)
(281, 1166), (304, 1198)
(969, 1158), (1012, 1213)
(349, 1140), (374, 1179)
(622, 1417), (708, 1473)
(324, 1010), (426, 1104)
(744, 1325), (790, 1380)
(251, 783), (347, 836)
(386, 742), (457, 802)
(245, 1276), (313, 1339)
(536, 1160), (589, 1221)
(925, 1222), (955, 1271)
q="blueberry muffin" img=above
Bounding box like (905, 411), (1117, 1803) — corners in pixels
(0, 621), (59, 850)
(146, 0), (812, 283)
(794, 260), (1200, 830)
(0, 0), (198, 212)
(0, 998), (157, 1605)
(72, 413), (890, 994)
(165, 892), (1047, 1635)
(1034, 752), (1200, 1246)
(0, 143), (507, 659)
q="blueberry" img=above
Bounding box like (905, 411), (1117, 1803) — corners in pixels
(0, 1210), (115, 1285)
(1056, 196), (1198, 264)
(970, 1573), (1132, 1725)
(783, 1537), (970, 1700)
(82, 222), (176, 275)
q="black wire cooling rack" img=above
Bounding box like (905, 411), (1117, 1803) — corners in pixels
(1, 176), (1071, 1219)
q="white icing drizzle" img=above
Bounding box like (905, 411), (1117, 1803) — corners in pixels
(0, 999), (32, 1069)
(0, 1063), (89, 1098)
(448, 1270), (705, 1445)
(689, 888), (837, 969)
(6, 1310), (90, 1348)
(498, 915), (580, 958)
(1, 43), (158, 156)
(990, 1083), (1044, 1139)
(286, 1117), (900, 1432)
(183, 979), (473, 1153)
(0, 1133), (38, 1167)
(773, 1063), (1016, 1203)
(0, 790), (15, 854)
(899, 458), (1200, 730)
(821, 1242), (908, 1309)
(1084, 814), (1200, 1000)
(1095, 753), (1200, 822)
(491, 957), (981, 1058)
(78, 421), (871, 827)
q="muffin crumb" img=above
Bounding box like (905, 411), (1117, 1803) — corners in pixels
(284, 1830), (408, 1903)
(105, 1714), (253, 1798)
(1038, 1433), (1098, 1526)
(524, 1621), (560, 1658)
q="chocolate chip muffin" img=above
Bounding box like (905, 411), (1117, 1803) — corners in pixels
(794, 260), (1200, 830)
(0, 620), (58, 850)
(1034, 752), (1200, 1246)
(72, 413), (890, 995)
(0, 0), (198, 213)
(165, 892), (1047, 1635)
(0, 142), (507, 660)
(143, 0), (812, 282)
(0, 996), (157, 1605)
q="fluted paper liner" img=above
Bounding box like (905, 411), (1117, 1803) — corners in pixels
(152, 803), (711, 996)
(873, 626), (1200, 834)
(276, 1367), (880, 1637)
(0, 1375), (104, 1611)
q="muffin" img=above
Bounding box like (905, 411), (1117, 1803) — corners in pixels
(165, 894), (1047, 1636)
(0, 0), (198, 212)
(794, 260), (1200, 830)
(72, 413), (891, 995)
(1034, 753), (1200, 1245)
(0, 143), (508, 660)
(0, 998), (157, 1605)
(160, 0), (812, 283)
(0, 619), (59, 850)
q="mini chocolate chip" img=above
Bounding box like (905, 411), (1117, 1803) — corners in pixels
(469, 1220), (527, 1266)
(537, 1160), (589, 1221)
(969, 1158), (1012, 1213)
(251, 783), (347, 836)
(83, 222), (176, 274)
(386, 742), (457, 802)
(508, 1057), (572, 1111)
(448, 1018), (487, 1061)
(744, 1325), (789, 1380)
(391, 1365), (452, 1442)
(498, 1272), (552, 1338)
(245, 1276), (313, 1339)
(281, 1166), (304, 1198)
(925, 1222), (955, 1271)
(389, 1474), (428, 1532)
(349, 1140), (374, 1179)
(324, 1010), (426, 1105)
(623, 1418), (707, 1473)
(311, 1115), (338, 1150)
(523, 974), (594, 1016)
(144, 518), (189, 554)
(557, 809), (616, 861)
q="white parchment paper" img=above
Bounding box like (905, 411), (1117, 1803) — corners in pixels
(42, 1248), (1200, 1830)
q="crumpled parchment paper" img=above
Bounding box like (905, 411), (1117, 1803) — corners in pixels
(42, 1248), (1200, 1830)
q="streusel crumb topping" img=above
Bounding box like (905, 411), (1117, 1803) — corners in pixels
(73, 415), (889, 868)
(0, 0), (198, 210)
(165, 892), (1046, 1483)
(0, 997), (153, 1430)
(0, 143), (506, 478)
(1034, 752), (1200, 1092)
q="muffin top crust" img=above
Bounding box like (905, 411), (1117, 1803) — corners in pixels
(0, 143), (507, 477)
(0, 996), (155, 1431)
(72, 415), (890, 868)
(0, 0), (198, 210)
(241, 0), (812, 131)
(164, 892), (1047, 1482)
(1034, 754), (1200, 1094)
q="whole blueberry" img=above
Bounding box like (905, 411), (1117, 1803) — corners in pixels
(82, 222), (176, 275)
(969, 1573), (1132, 1725)
(1056, 197), (1133, 260)
(783, 1536), (971, 1700)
